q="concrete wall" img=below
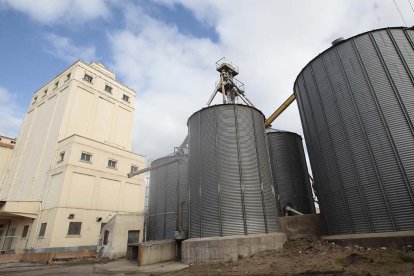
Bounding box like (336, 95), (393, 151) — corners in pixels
(278, 214), (323, 240)
(182, 233), (287, 264)
(138, 240), (176, 266)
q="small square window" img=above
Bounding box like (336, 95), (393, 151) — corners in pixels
(54, 81), (59, 89)
(80, 152), (92, 162)
(22, 225), (30, 238)
(38, 223), (47, 238)
(58, 151), (65, 163)
(104, 85), (112, 93)
(131, 165), (138, 173)
(66, 73), (71, 80)
(42, 90), (48, 98)
(67, 222), (82, 235)
(83, 74), (93, 83)
(108, 159), (117, 169)
(122, 94), (129, 102)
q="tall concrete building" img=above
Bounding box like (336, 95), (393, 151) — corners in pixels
(0, 61), (145, 255)
(0, 135), (16, 191)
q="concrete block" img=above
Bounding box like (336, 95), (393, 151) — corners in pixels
(138, 240), (176, 266)
(278, 214), (323, 239)
(181, 232), (287, 264)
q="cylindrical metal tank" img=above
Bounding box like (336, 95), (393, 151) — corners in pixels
(294, 27), (414, 235)
(267, 129), (315, 215)
(187, 104), (279, 238)
(147, 155), (188, 240)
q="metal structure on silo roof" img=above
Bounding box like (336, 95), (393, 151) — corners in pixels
(147, 153), (188, 241)
(266, 129), (315, 216)
(188, 58), (279, 238)
(294, 27), (414, 235)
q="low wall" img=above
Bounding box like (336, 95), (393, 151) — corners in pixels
(181, 232), (287, 264)
(278, 214), (323, 239)
(138, 240), (176, 266)
(0, 253), (23, 263)
(22, 250), (96, 264)
(322, 230), (414, 249)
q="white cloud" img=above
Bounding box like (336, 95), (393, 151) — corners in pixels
(43, 33), (96, 63)
(0, 87), (23, 138)
(108, 0), (412, 160)
(0, 0), (111, 24)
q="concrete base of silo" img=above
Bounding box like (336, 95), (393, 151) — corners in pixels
(181, 232), (287, 264)
(321, 230), (414, 249)
(278, 214), (323, 240)
(138, 239), (176, 266)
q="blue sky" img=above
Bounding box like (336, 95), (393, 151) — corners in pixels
(0, 0), (412, 159)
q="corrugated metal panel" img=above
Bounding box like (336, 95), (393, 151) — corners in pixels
(294, 27), (414, 235)
(187, 104), (279, 238)
(267, 130), (315, 215)
(147, 155), (189, 240)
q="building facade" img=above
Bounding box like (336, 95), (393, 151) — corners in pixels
(0, 61), (146, 253)
(0, 135), (16, 190)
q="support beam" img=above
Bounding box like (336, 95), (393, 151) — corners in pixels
(128, 157), (180, 178)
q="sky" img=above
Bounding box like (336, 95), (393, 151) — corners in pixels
(0, 0), (413, 161)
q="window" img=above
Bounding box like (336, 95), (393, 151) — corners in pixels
(104, 85), (112, 93)
(108, 159), (117, 169)
(103, 230), (110, 245)
(66, 73), (71, 80)
(83, 74), (93, 83)
(131, 165), (138, 173)
(122, 94), (129, 102)
(127, 230), (140, 245)
(54, 81), (59, 89)
(32, 96), (38, 105)
(43, 90), (48, 98)
(22, 225), (30, 238)
(67, 222), (82, 235)
(58, 151), (65, 163)
(80, 152), (92, 162)
(68, 213), (75, 219)
(38, 223), (47, 238)
(11, 141), (16, 144)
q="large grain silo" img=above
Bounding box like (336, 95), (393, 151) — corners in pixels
(294, 27), (414, 235)
(147, 155), (188, 240)
(188, 59), (279, 238)
(267, 129), (315, 215)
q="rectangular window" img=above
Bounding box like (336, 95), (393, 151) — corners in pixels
(54, 81), (59, 89)
(83, 74), (93, 83)
(58, 151), (65, 163)
(32, 96), (38, 105)
(80, 152), (92, 162)
(108, 159), (117, 169)
(131, 165), (138, 173)
(38, 223), (47, 238)
(122, 94), (129, 102)
(67, 222), (82, 235)
(22, 225), (29, 238)
(104, 85), (112, 93)
(42, 90), (47, 98)
(66, 73), (71, 80)
(11, 141), (16, 144)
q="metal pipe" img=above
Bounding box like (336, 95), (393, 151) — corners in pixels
(128, 157), (180, 178)
(264, 94), (296, 128)
(285, 206), (304, 215)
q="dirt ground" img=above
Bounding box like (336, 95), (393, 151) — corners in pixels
(168, 236), (414, 275)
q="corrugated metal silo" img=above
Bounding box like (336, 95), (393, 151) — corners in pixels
(294, 27), (414, 235)
(147, 155), (188, 240)
(267, 129), (315, 215)
(188, 104), (279, 238)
